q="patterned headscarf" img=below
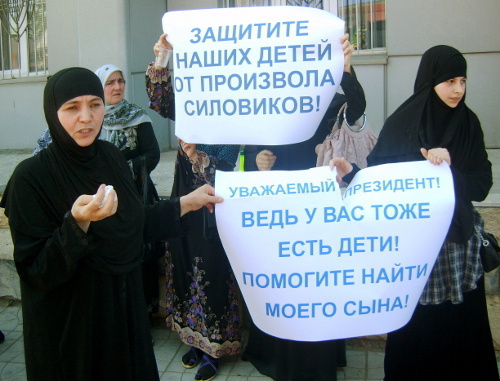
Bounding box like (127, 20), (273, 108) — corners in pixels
(94, 64), (152, 143)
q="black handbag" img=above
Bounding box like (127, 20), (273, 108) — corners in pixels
(476, 226), (500, 273)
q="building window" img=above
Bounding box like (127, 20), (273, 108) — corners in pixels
(0, 0), (47, 80)
(337, 0), (385, 52)
(224, 0), (385, 52)
(226, 0), (332, 12)
(286, 0), (323, 6)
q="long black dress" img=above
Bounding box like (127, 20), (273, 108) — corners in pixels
(32, 111), (163, 315)
(2, 149), (184, 381)
(345, 45), (497, 380)
(242, 69), (366, 381)
(0, 67), (186, 381)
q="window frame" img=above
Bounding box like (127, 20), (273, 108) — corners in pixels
(337, 0), (386, 54)
(222, 0), (385, 55)
(0, 0), (47, 81)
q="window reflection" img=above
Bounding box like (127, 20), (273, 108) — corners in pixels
(287, 0), (324, 7)
(338, 0), (385, 51)
(227, 0), (386, 51)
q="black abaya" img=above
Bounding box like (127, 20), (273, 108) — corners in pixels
(384, 277), (498, 380)
(359, 45), (497, 380)
(0, 67), (187, 381)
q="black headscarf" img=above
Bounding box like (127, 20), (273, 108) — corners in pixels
(367, 45), (492, 243)
(1, 67), (145, 273)
(44, 67), (105, 165)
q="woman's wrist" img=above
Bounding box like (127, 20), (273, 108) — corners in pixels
(179, 194), (193, 217)
(68, 210), (90, 233)
(188, 151), (199, 164)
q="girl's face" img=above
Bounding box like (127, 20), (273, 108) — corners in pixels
(57, 95), (104, 147)
(103, 71), (125, 105)
(433, 77), (466, 108)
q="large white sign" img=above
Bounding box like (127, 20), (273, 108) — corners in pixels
(162, 7), (345, 145)
(215, 162), (455, 341)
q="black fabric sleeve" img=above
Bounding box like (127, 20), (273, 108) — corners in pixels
(11, 211), (92, 292)
(340, 68), (367, 125)
(307, 68), (368, 145)
(451, 158), (492, 204)
(341, 163), (361, 185)
(143, 197), (188, 242)
(130, 121), (161, 176)
(453, 116), (493, 203)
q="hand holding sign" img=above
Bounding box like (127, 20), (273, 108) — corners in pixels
(215, 162), (454, 341)
(161, 7), (345, 145)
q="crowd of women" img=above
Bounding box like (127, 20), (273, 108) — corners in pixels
(0, 26), (497, 381)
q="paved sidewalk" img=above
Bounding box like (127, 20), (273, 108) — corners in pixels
(0, 298), (390, 381)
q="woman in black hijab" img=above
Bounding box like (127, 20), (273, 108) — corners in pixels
(331, 46), (497, 380)
(0, 67), (222, 381)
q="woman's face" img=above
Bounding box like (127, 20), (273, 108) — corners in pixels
(103, 71), (125, 105)
(57, 95), (104, 147)
(433, 77), (466, 108)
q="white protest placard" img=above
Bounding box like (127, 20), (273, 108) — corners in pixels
(161, 7), (345, 145)
(215, 161), (455, 341)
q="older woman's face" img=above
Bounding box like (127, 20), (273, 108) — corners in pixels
(103, 71), (125, 105)
(57, 95), (104, 147)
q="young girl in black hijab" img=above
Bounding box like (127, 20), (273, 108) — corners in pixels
(331, 45), (497, 380)
(0, 67), (222, 381)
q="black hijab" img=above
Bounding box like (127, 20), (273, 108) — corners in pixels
(44, 67), (105, 166)
(1, 67), (144, 273)
(367, 45), (491, 243)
